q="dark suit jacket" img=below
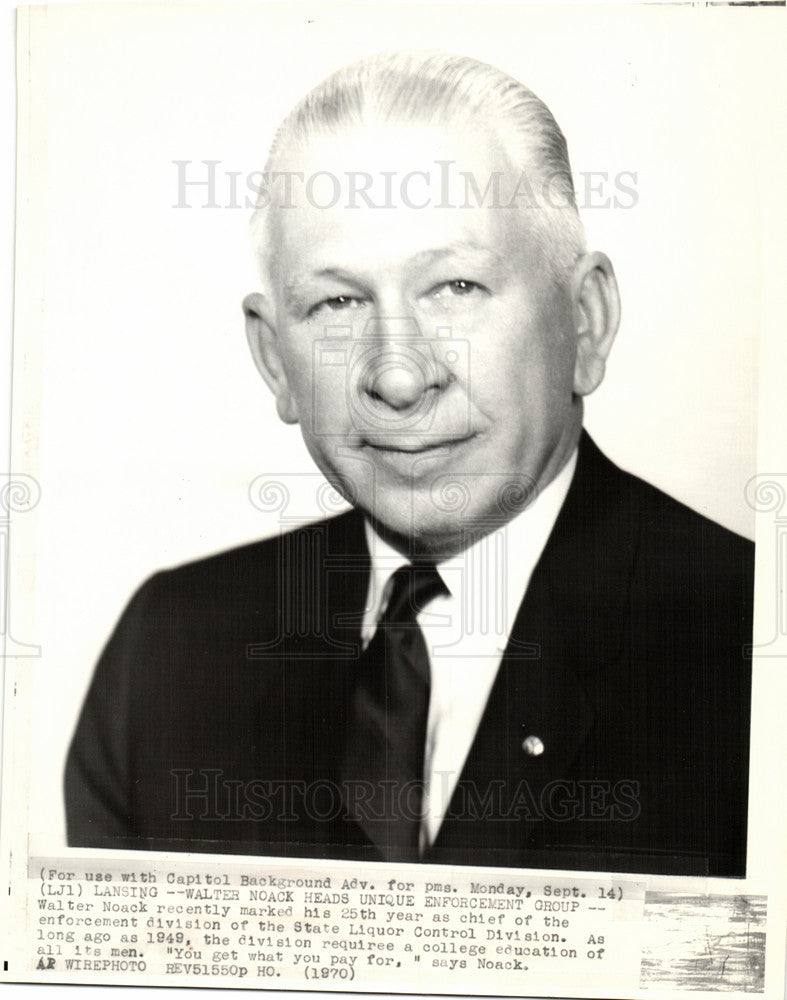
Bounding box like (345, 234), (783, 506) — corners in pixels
(65, 432), (753, 876)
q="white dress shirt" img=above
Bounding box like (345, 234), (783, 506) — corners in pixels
(361, 448), (578, 849)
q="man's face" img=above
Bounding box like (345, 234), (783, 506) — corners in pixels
(252, 122), (587, 554)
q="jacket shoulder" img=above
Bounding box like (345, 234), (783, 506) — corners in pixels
(560, 433), (754, 651)
(619, 459), (753, 578)
(139, 508), (365, 603)
(579, 432), (754, 568)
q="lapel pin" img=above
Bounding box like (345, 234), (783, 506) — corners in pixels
(522, 735), (545, 756)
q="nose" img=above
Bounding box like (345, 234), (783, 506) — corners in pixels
(370, 354), (426, 411)
(360, 316), (450, 414)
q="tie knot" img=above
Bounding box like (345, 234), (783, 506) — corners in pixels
(382, 563), (447, 626)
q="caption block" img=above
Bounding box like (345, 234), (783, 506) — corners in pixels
(27, 857), (646, 994)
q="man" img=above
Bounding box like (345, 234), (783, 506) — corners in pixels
(65, 52), (753, 876)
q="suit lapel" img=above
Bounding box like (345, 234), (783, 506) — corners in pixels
(430, 432), (639, 856)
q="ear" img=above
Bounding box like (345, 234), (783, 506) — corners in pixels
(569, 251), (621, 397)
(242, 292), (299, 424)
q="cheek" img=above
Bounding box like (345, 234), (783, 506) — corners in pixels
(279, 331), (319, 406)
(463, 307), (543, 389)
(467, 305), (576, 420)
(285, 337), (358, 438)
(512, 294), (575, 377)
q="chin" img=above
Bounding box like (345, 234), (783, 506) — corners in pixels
(368, 501), (474, 558)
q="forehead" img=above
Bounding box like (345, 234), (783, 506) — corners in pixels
(267, 120), (535, 281)
(284, 118), (504, 174)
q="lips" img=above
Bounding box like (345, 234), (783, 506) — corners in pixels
(363, 435), (474, 454)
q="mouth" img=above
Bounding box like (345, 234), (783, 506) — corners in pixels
(360, 434), (478, 478)
(363, 434), (476, 455)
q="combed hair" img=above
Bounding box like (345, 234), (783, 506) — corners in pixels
(251, 51), (586, 281)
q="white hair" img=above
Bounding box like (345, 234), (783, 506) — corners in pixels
(250, 51), (587, 283)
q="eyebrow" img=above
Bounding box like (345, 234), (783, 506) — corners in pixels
(282, 242), (507, 310)
(283, 269), (365, 311)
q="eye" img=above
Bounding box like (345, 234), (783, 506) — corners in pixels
(307, 295), (366, 317)
(431, 279), (487, 301)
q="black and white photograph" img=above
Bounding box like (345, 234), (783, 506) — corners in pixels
(64, 46), (753, 877)
(1, 3), (785, 998)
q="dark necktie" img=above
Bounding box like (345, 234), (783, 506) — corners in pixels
(341, 563), (448, 863)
